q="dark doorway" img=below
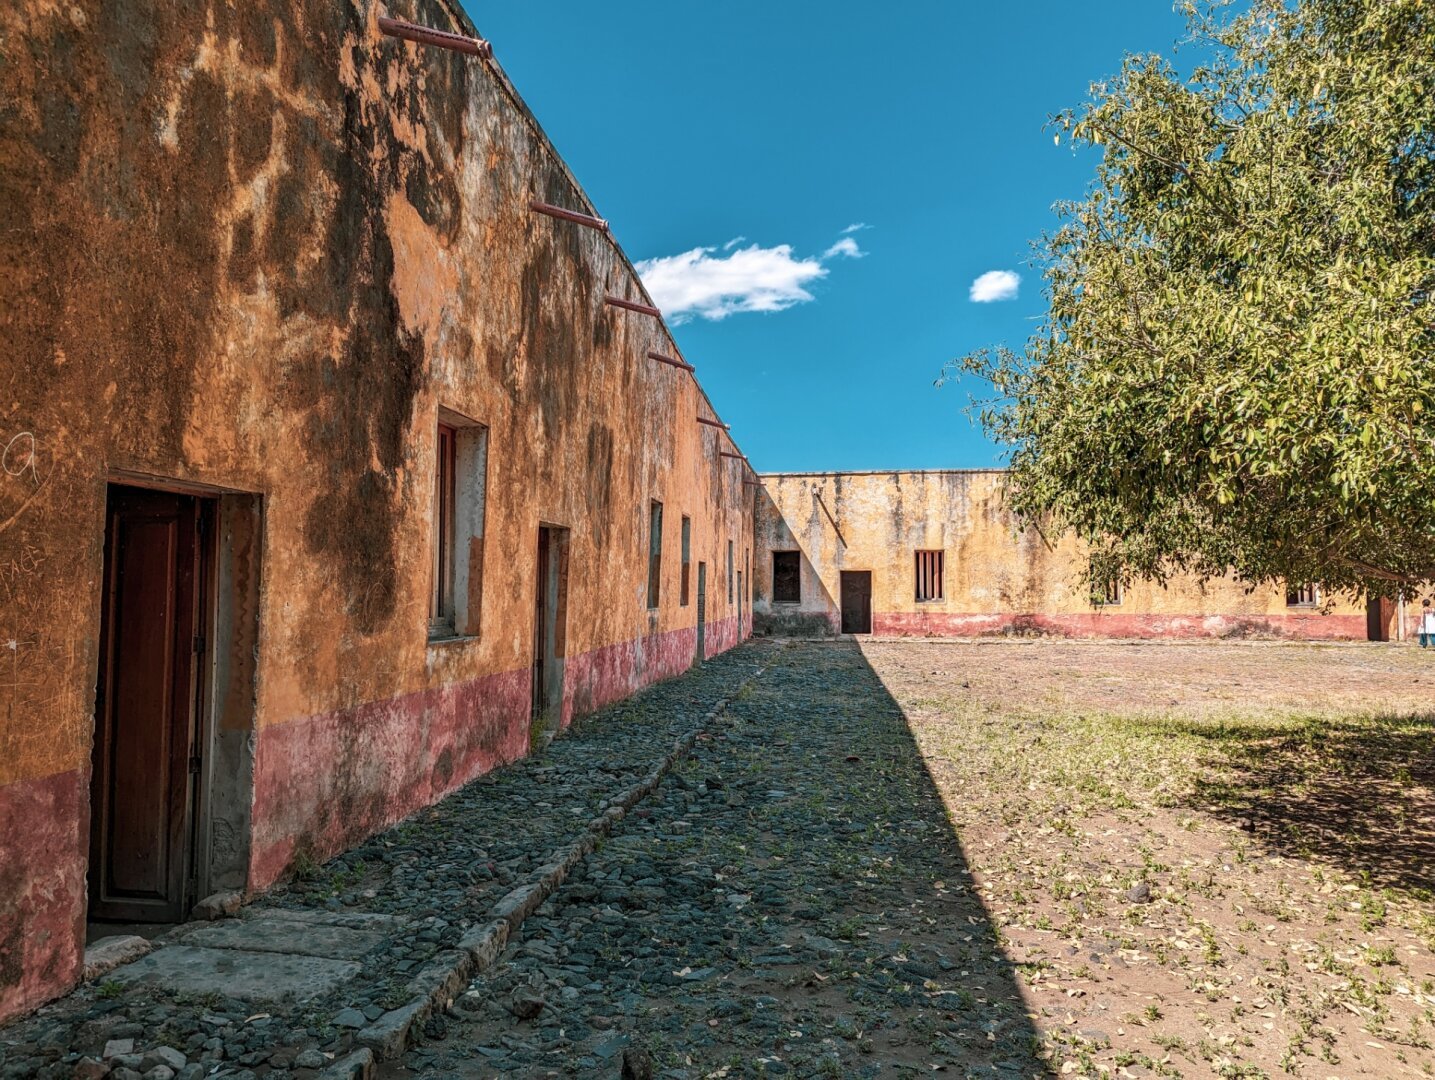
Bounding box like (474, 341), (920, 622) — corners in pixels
(1366, 595), (1396, 642)
(90, 486), (213, 924)
(531, 525), (569, 745)
(696, 562), (707, 664)
(840, 571), (873, 635)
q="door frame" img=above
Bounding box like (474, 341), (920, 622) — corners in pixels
(89, 484), (215, 923)
(531, 523), (570, 746)
(90, 474), (263, 919)
(696, 561), (707, 664)
(840, 570), (873, 635)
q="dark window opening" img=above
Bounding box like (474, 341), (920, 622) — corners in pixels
(1287, 583), (1319, 608)
(647, 501), (663, 610)
(430, 424), (457, 636)
(727, 541), (734, 604)
(680, 515), (692, 607)
(1094, 578), (1123, 606)
(773, 551), (801, 604)
(915, 550), (944, 603)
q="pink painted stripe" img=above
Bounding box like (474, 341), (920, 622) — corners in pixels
(251, 617), (751, 889)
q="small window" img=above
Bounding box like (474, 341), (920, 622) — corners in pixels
(1287, 583), (1319, 608)
(915, 550), (944, 603)
(430, 424), (458, 636)
(430, 413), (489, 641)
(1094, 578), (1123, 607)
(647, 501), (663, 609)
(680, 516), (692, 607)
(772, 551), (801, 604)
(727, 541), (734, 604)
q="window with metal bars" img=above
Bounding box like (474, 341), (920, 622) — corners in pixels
(914, 550), (944, 603)
(1286, 583), (1319, 608)
(1095, 578), (1123, 606)
(647, 501), (663, 609)
(772, 551), (801, 603)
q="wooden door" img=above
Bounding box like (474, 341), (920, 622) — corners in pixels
(531, 526), (569, 741)
(90, 487), (207, 923)
(840, 571), (872, 634)
(696, 562), (707, 664)
(1366, 595), (1395, 642)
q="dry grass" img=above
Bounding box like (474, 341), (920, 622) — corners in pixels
(864, 639), (1435, 1079)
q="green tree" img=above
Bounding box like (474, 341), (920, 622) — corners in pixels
(956, 0), (1435, 594)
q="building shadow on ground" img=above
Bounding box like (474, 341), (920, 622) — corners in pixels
(1176, 713), (1435, 894)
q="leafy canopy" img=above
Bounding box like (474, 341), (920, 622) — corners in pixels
(956, 0), (1435, 592)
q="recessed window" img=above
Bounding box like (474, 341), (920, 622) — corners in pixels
(647, 501), (663, 610)
(430, 424), (457, 636)
(915, 550), (944, 603)
(430, 412), (488, 641)
(1094, 578), (1123, 607)
(772, 551), (801, 604)
(680, 515), (692, 607)
(727, 540), (734, 604)
(1287, 583), (1319, 608)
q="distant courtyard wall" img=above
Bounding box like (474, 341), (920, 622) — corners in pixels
(752, 471), (1368, 640)
(0, 0), (752, 1020)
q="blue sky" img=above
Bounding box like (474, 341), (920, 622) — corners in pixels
(462, 2), (1191, 471)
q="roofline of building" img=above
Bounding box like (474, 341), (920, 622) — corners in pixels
(758, 468), (1008, 478)
(436, 2), (742, 460)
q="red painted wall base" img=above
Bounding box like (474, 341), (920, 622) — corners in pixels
(0, 768), (87, 1024)
(870, 610), (1367, 640)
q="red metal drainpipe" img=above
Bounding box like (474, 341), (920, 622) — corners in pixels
(377, 16), (492, 58)
(696, 417), (730, 429)
(530, 201), (609, 231)
(604, 296), (663, 318)
(647, 351), (695, 372)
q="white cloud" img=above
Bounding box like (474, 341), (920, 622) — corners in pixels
(722, 236), (747, 251)
(969, 269), (1021, 303)
(823, 236), (865, 259)
(637, 243), (828, 322)
(842, 222), (869, 234)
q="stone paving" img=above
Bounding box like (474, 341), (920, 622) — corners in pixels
(0, 643), (773, 1079)
(382, 641), (1041, 1078)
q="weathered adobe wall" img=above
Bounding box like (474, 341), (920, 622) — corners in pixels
(752, 471), (1365, 639)
(0, 0), (751, 1021)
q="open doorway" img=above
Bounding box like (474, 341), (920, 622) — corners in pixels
(696, 561), (707, 664)
(531, 525), (570, 747)
(88, 482), (261, 939)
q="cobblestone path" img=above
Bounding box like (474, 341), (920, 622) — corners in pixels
(384, 641), (1041, 1078)
(1, 644), (768, 1078)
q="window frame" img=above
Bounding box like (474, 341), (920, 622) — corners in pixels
(429, 423), (458, 639)
(772, 550), (801, 604)
(680, 515), (692, 607)
(1094, 578), (1124, 607)
(1286, 583), (1319, 608)
(647, 500), (663, 610)
(914, 549), (944, 603)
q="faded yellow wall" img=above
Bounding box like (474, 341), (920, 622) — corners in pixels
(753, 470), (1367, 638)
(0, 0), (751, 1019)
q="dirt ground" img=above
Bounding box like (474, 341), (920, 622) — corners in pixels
(863, 639), (1435, 1079)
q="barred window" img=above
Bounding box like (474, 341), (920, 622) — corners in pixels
(1095, 578), (1123, 606)
(1286, 583), (1319, 608)
(915, 550), (944, 603)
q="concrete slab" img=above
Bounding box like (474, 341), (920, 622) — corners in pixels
(107, 945), (362, 1003)
(178, 917), (391, 960)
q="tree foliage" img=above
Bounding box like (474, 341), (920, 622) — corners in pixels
(957, 0), (1435, 593)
